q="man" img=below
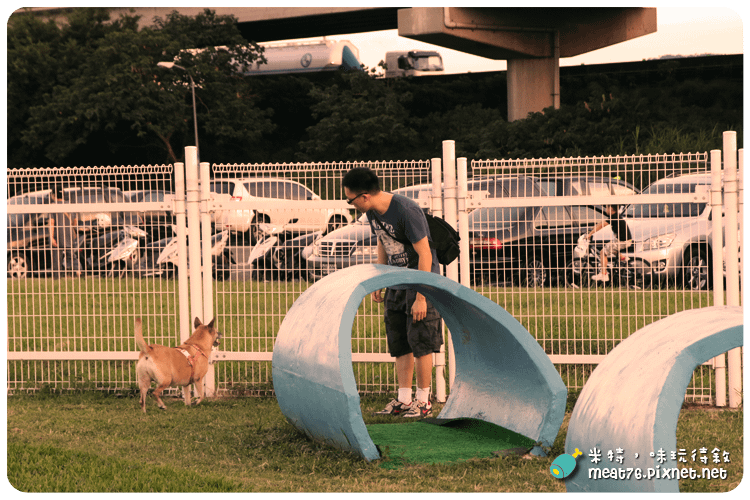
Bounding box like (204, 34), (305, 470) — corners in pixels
(342, 167), (441, 418)
(587, 204), (632, 282)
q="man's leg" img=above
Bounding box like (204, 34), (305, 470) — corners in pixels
(402, 353), (435, 418)
(395, 353), (415, 404)
(415, 354), (432, 394)
(374, 289), (414, 415)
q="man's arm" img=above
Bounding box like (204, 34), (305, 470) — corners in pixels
(371, 238), (388, 303)
(410, 236), (432, 321)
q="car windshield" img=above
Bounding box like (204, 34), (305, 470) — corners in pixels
(625, 182), (707, 218)
(413, 55), (443, 71)
(468, 206), (533, 231)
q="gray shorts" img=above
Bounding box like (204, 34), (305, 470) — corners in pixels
(383, 288), (443, 358)
(602, 238), (630, 258)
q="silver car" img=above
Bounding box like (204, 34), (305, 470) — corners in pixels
(592, 172), (718, 290)
(303, 213), (377, 282)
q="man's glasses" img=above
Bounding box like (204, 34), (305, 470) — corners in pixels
(346, 193), (366, 205)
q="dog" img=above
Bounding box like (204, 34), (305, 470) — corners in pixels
(135, 317), (222, 413)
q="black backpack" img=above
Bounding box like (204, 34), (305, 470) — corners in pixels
(371, 212), (461, 266)
(424, 213), (461, 265)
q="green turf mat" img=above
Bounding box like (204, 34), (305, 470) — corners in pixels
(366, 418), (535, 469)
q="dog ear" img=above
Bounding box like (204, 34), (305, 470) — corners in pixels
(194, 317), (202, 329)
(207, 318), (215, 329)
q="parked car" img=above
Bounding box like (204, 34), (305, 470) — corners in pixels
(209, 180), (255, 242)
(216, 177), (352, 244)
(591, 172), (720, 290)
(7, 190), (57, 278)
(537, 175), (640, 198)
(7, 187), (144, 278)
(126, 190), (176, 241)
(70, 186), (143, 230)
(304, 213), (378, 282)
(468, 176), (613, 286)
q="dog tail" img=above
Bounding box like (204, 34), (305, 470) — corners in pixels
(134, 318), (151, 354)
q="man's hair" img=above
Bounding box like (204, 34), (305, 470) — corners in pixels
(342, 167), (381, 194)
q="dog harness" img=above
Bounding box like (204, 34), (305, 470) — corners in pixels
(176, 344), (209, 383)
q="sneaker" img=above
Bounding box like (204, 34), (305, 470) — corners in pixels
(373, 399), (409, 416)
(592, 273), (609, 282)
(401, 400), (432, 418)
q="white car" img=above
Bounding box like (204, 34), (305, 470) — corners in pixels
(223, 177), (353, 243)
(593, 172), (722, 290)
(209, 180), (255, 241)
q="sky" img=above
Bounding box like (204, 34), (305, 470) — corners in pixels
(283, 4), (745, 75)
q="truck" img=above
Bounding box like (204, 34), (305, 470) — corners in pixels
(384, 50), (444, 78)
(243, 40), (362, 76)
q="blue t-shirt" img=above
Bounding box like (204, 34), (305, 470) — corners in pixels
(367, 194), (440, 274)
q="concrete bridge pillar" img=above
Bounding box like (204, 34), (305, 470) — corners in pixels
(398, 7), (655, 121)
(507, 31), (560, 121)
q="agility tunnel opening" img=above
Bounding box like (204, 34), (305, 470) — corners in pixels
(564, 306), (742, 493)
(272, 264), (567, 461)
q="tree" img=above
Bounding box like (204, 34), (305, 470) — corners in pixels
(8, 8), (273, 167)
(297, 70), (419, 161)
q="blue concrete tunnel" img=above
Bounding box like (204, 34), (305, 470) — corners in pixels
(564, 305), (743, 493)
(272, 264), (568, 461)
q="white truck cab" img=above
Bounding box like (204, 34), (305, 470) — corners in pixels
(385, 50), (444, 78)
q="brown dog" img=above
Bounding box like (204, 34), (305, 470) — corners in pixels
(135, 317), (222, 413)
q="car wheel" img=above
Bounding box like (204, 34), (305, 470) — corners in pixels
(627, 260), (652, 290)
(565, 259), (589, 289)
(7, 252), (30, 279)
(523, 257), (547, 287)
(685, 247), (710, 291)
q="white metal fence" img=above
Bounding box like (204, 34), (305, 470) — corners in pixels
(5, 135), (743, 407)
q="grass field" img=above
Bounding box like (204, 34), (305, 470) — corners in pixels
(7, 277), (715, 355)
(6, 392), (743, 493)
(7, 277), (718, 398)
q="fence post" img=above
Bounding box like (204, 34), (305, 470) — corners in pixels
(710, 149), (726, 406)
(457, 158), (471, 287)
(431, 158), (448, 403)
(199, 161), (214, 322)
(722, 131), (742, 408)
(737, 148), (744, 305)
(442, 141), (458, 389)
(184, 147), (204, 323)
(199, 161), (216, 397)
(173, 161), (191, 342)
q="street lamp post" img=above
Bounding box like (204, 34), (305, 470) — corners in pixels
(157, 61), (199, 157)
